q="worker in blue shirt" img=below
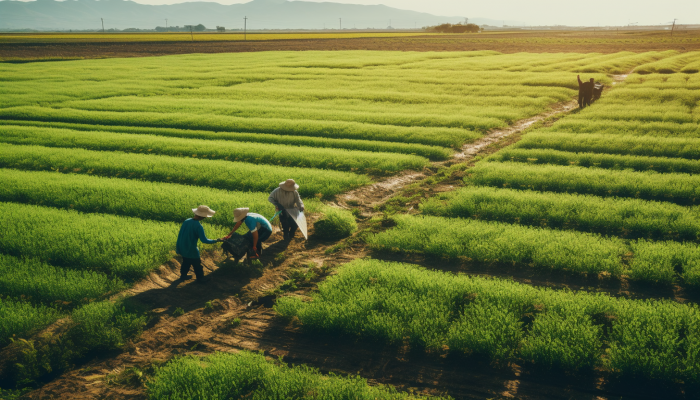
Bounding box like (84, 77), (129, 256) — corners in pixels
(176, 205), (224, 283)
(224, 207), (273, 259)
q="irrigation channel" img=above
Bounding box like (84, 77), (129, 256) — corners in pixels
(21, 81), (679, 400)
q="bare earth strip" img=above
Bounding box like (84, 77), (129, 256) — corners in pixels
(2, 30), (700, 61)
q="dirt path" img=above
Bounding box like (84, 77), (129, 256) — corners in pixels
(22, 91), (683, 400)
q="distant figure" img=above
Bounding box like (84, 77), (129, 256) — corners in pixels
(176, 205), (224, 283)
(268, 179), (305, 241)
(577, 75), (595, 109)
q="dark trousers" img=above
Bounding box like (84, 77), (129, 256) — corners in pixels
(578, 93), (591, 108)
(180, 257), (204, 279)
(280, 209), (299, 239)
(244, 228), (272, 254)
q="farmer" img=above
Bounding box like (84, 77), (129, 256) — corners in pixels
(176, 205), (224, 283)
(268, 179), (305, 241)
(225, 207), (273, 259)
(577, 75), (595, 109)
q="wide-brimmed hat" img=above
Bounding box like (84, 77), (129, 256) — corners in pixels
(192, 205), (216, 217)
(279, 179), (299, 191)
(233, 207), (249, 222)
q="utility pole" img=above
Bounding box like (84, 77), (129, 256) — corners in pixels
(244, 16), (247, 41)
(165, 19), (168, 32)
(671, 18), (677, 37)
(101, 18), (104, 33)
(189, 25), (194, 41)
(339, 18), (341, 30)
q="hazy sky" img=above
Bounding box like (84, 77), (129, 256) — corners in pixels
(119, 0), (698, 27)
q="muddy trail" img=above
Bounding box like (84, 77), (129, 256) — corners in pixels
(19, 92), (688, 400)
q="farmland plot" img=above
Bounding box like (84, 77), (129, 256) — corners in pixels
(1, 50), (624, 345)
(3, 50), (699, 396)
(371, 53), (700, 287)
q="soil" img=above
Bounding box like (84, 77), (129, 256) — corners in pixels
(15, 79), (696, 399)
(2, 30), (700, 61)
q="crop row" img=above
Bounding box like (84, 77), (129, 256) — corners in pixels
(0, 253), (125, 308)
(277, 259), (700, 382)
(493, 148), (700, 174)
(514, 132), (700, 160)
(0, 106), (477, 148)
(539, 119), (700, 137)
(0, 124), (428, 174)
(469, 161), (700, 206)
(634, 51), (700, 74)
(0, 201), (226, 281)
(0, 144), (370, 198)
(0, 168), (310, 228)
(147, 351), (444, 400)
(0, 120), (451, 161)
(0, 297), (60, 346)
(369, 214), (700, 285)
(421, 186), (700, 241)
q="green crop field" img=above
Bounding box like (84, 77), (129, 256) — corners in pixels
(369, 52), (700, 289)
(2, 50), (616, 346)
(3, 49), (700, 397)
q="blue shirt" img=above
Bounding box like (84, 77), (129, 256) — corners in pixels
(176, 218), (218, 259)
(243, 213), (273, 233)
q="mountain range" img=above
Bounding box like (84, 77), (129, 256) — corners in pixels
(0, 0), (520, 31)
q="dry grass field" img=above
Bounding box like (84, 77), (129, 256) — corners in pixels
(1, 29), (700, 62)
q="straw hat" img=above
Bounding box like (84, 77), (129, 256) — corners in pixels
(192, 205), (216, 217)
(279, 179), (299, 191)
(233, 207), (249, 222)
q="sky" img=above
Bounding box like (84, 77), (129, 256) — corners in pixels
(117, 0), (699, 27)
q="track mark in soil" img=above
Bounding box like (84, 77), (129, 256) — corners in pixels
(451, 99), (578, 162)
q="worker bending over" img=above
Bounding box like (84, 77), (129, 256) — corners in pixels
(226, 207), (273, 259)
(268, 179), (305, 241)
(176, 205), (224, 283)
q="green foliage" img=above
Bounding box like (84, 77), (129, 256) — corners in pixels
(421, 186), (700, 241)
(0, 254), (125, 308)
(65, 301), (146, 353)
(0, 144), (370, 198)
(0, 202), (226, 281)
(446, 300), (522, 361)
(313, 207), (358, 240)
(630, 240), (700, 286)
(515, 132), (700, 161)
(147, 350), (447, 400)
(3, 299), (145, 388)
(0, 119), (451, 161)
(230, 318), (241, 328)
(0, 124), (429, 174)
(368, 214), (627, 276)
(0, 298), (61, 346)
(470, 161), (700, 205)
(520, 311), (602, 371)
(277, 259), (700, 381)
(494, 147), (700, 174)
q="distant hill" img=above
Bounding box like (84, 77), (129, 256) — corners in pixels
(0, 0), (519, 31)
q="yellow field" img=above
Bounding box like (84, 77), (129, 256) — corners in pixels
(0, 31), (434, 43)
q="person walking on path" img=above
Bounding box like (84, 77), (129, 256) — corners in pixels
(176, 205), (224, 283)
(268, 179), (305, 241)
(578, 75), (595, 109)
(225, 208), (273, 259)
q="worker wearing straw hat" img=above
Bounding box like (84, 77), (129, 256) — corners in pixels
(268, 179), (305, 241)
(225, 207), (273, 259)
(176, 205), (225, 283)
